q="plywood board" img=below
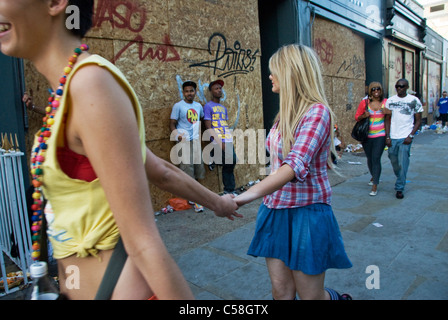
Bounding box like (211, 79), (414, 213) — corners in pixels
(313, 17), (365, 80)
(23, 0), (263, 210)
(313, 17), (367, 145)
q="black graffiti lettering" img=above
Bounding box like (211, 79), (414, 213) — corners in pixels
(337, 55), (365, 79)
(189, 33), (259, 78)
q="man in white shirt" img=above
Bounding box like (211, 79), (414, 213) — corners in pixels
(385, 79), (423, 199)
(170, 80), (205, 212)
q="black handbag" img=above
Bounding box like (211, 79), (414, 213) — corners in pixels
(351, 99), (369, 142)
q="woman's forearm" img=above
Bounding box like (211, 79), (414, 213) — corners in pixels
(145, 148), (241, 220)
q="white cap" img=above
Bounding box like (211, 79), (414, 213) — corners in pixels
(30, 261), (48, 278)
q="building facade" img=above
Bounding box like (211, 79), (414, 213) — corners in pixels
(1, 0), (264, 210)
(258, 0), (447, 137)
(1, 0), (447, 209)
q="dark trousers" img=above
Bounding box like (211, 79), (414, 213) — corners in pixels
(211, 143), (236, 193)
(362, 136), (386, 185)
(440, 113), (447, 126)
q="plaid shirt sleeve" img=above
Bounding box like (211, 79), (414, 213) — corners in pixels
(264, 103), (332, 209)
(283, 104), (331, 182)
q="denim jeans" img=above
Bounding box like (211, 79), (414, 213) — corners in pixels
(388, 138), (412, 192)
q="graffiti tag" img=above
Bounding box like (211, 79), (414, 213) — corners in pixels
(189, 33), (259, 78)
(314, 38), (334, 65)
(93, 0), (181, 64)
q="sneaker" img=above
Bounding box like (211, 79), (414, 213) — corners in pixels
(223, 191), (239, 197)
(396, 191), (404, 199)
(325, 288), (353, 300)
(194, 203), (204, 212)
(340, 293), (353, 300)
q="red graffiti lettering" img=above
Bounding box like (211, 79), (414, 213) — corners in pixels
(395, 57), (402, 80)
(405, 62), (413, 76)
(93, 0), (147, 33)
(314, 38), (334, 65)
(113, 34), (181, 64)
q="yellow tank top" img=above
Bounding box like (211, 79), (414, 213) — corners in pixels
(35, 55), (146, 259)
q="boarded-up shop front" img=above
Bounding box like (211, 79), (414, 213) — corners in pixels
(384, 0), (426, 117)
(21, 0), (264, 210)
(385, 42), (417, 97)
(423, 59), (442, 124)
(313, 17), (366, 145)
(422, 28), (444, 125)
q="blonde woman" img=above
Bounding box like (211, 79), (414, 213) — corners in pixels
(235, 44), (352, 300)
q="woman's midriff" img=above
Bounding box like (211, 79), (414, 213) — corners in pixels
(57, 249), (113, 300)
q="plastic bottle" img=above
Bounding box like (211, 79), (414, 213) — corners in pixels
(28, 261), (59, 300)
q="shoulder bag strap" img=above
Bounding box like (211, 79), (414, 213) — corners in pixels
(94, 237), (127, 300)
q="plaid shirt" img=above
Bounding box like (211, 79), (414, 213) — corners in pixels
(263, 103), (332, 209)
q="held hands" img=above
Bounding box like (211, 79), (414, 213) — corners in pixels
(386, 136), (412, 147)
(233, 192), (253, 208)
(214, 194), (243, 221)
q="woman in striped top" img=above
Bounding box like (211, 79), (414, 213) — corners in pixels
(355, 82), (388, 196)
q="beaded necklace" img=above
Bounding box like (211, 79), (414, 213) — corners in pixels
(30, 44), (89, 261)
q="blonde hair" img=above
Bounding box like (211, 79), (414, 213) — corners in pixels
(269, 44), (337, 167)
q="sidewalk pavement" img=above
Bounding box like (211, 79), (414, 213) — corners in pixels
(161, 130), (448, 300)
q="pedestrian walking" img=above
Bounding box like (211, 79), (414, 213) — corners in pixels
(234, 44), (352, 300)
(385, 79), (423, 199)
(437, 90), (448, 126)
(354, 82), (387, 196)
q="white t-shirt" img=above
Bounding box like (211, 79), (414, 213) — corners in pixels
(385, 94), (423, 139)
(170, 100), (204, 141)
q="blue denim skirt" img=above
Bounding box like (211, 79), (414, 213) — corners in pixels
(248, 203), (352, 275)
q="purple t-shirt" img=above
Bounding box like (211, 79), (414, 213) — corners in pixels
(203, 101), (232, 143)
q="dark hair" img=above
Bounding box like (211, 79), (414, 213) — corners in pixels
(396, 78), (409, 87)
(67, 0), (94, 38)
(368, 81), (384, 101)
(182, 81), (197, 90)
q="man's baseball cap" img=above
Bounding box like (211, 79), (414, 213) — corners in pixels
(182, 80), (197, 89)
(209, 79), (224, 90)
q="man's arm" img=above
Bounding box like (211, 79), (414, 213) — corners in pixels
(403, 112), (421, 145)
(384, 113), (391, 147)
(169, 119), (184, 142)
